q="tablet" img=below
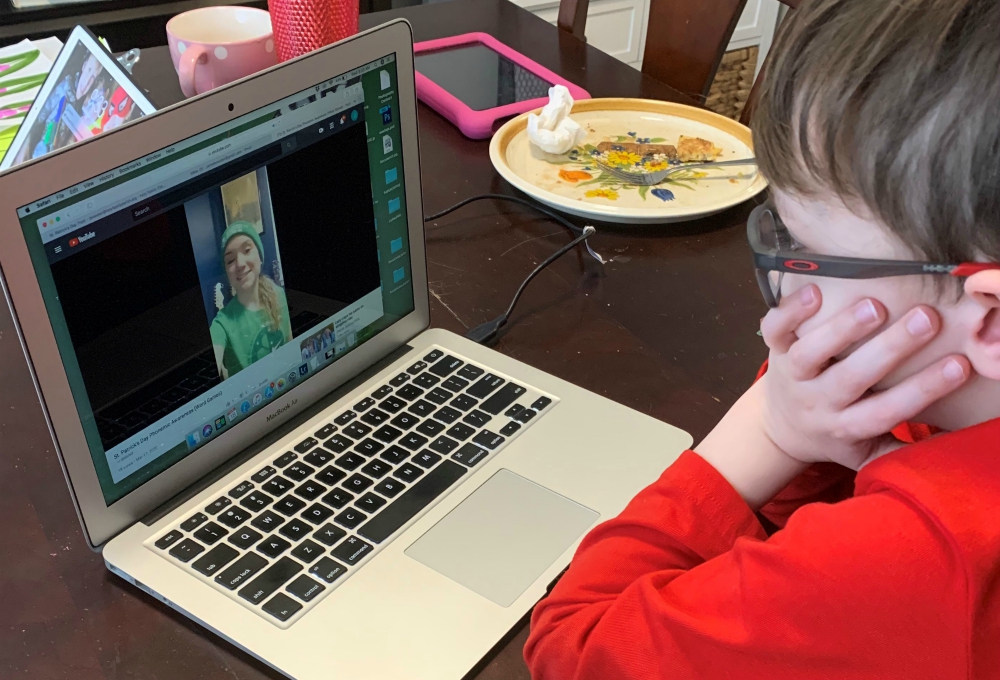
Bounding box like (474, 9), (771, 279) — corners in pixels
(1, 26), (157, 171)
(414, 33), (589, 139)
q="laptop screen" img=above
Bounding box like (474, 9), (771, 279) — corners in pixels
(15, 54), (414, 506)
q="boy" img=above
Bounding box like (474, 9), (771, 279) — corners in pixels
(524, 0), (1000, 677)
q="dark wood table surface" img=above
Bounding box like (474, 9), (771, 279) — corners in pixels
(0, 0), (769, 676)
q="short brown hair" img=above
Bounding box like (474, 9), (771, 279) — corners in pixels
(752, 0), (1000, 266)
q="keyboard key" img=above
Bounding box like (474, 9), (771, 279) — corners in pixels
(426, 387), (453, 405)
(361, 408), (389, 426)
(303, 448), (334, 467)
(453, 443), (489, 467)
(274, 496), (307, 516)
(332, 536), (374, 565)
(295, 480), (327, 501)
(473, 430), (505, 450)
(310, 556), (348, 583)
(262, 476), (294, 496)
(429, 436), (459, 454)
(407, 361), (428, 375)
(194, 522), (227, 545)
(499, 421), (522, 436)
(334, 507), (368, 530)
(389, 373), (410, 387)
(442, 376), (470, 393)
(413, 373), (439, 389)
(531, 396), (553, 411)
(257, 536), (292, 558)
(180, 513), (208, 532)
(325, 434), (353, 453)
(263, 593), (303, 621)
(505, 404), (525, 418)
(361, 459), (392, 479)
(240, 491), (273, 511)
(316, 466), (347, 486)
(429, 355), (462, 377)
(355, 438), (384, 457)
(393, 463), (425, 483)
(344, 422), (372, 439)
(415, 419), (445, 437)
(395, 384), (424, 402)
(273, 451), (297, 468)
(218, 506), (252, 529)
(457, 364), (485, 381)
(336, 452), (366, 471)
(313, 523), (347, 546)
(334, 411), (357, 426)
(359, 461), (468, 544)
(481, 383), (528, 415)
(169, 538), (205, 562)
(380, 445), (410, 465)
(463, 410), (491, 428)
(374, 478), (406, 498)
(450, 395), (478, 412)
(373, 425), (402, 442)
(294, 437), (319, 454)
(290, 539), (325, 563)
(399, 432), (429, 451)
(215, 552), (268, 590)
(321, 489), (354, 509)
(467, 373), (504, 398)
(343, 473), (373, 493)
(433, 407), (461, 424)
(284, 462), (315, 482)
(354, 397), (376, 412)
(240, 556), (301, 604)
(515, 408), (538, 423)
(287, 574), (326, 602)
(155, 530), (183, 550)
(379, 396), (406, 413)
(229, 526), (263, 549)
(280, 518), (313, 541)
(301, 503), (335, 525)
(251, 510), (284, 532)
(446, 423), (476, 441)
(250, 466), (277, 484)
(390, 413), (420, 431)
(228, 480), (255, 499)
(412, 450), (442, 469)
(424, 349), (444, 362)
(408, 400), (436, 417)
(371, 385), (394, 399)
(356, 492), (387, 513)
(192, 544), (239, 577)
(314, 423), (337, 439)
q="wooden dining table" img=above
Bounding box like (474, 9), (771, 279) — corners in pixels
(0, 0), (769, 676)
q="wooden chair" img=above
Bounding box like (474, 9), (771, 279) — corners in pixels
(557, 0), (800, 126)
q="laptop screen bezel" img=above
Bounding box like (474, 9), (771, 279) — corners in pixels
(0, 19), (429, 549)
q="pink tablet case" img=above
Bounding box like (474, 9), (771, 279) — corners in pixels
(414, 33), (591, 139)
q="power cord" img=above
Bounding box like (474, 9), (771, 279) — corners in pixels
(423, 194), (604, 345)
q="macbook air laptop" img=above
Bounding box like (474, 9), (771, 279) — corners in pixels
(0, 20), (691, 679)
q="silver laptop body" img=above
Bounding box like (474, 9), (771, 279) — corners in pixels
(0, 20), (691, 679)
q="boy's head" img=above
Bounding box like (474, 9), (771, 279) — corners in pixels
(752, 0), (1000, 428)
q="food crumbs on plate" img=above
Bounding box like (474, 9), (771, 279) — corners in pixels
(559, 169), (594, 182)
(729, 178), (738, 184)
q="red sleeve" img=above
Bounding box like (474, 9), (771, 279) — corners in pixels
(524, 450), (966, 680)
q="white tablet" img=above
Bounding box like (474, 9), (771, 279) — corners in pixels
(0, 26), (157, 171)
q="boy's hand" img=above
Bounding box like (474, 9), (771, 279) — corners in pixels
(759, 285), (971, 470)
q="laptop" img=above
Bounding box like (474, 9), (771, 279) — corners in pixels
(0, 20), (691, 679)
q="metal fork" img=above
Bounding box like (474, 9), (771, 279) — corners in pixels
(594, 157), (757, 186)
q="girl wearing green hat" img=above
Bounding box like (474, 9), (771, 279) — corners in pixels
(210, 221), (292, 379)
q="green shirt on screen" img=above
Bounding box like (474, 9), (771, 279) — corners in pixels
(210, 285), (292, 378)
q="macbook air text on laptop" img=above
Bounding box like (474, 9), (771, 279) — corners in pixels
(0, 20), (691, 679)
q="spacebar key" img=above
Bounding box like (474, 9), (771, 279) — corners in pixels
(358, 460), (467, 543)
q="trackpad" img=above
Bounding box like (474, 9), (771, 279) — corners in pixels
(405, 469), (599, 607)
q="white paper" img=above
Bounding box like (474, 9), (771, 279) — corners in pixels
(526, 84), (585, 155)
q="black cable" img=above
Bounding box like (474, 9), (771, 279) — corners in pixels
(423, 193), (601, 345)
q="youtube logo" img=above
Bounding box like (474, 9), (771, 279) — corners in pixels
(69, 237), (79, 247)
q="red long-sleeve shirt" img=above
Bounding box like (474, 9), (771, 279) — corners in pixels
(525, 416), (1000, 679)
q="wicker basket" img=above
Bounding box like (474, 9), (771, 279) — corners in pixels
(705, 46), (758, 120)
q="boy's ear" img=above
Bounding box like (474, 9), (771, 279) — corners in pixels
(963, 271), (1000, 380)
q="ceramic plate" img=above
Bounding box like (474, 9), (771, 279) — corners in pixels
(490, 98), (768, 224)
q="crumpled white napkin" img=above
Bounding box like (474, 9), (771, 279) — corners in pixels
(526, 85), (585, 155)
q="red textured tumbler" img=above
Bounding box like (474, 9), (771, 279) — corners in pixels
(269, 0), (360, 62)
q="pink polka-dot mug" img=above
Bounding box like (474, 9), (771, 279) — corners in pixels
(166, 6), (279, 98)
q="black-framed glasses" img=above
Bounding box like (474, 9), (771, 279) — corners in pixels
(747, 201), (1000, 308)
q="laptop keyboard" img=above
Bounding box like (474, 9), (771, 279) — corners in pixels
(146, 347), (557, 627)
